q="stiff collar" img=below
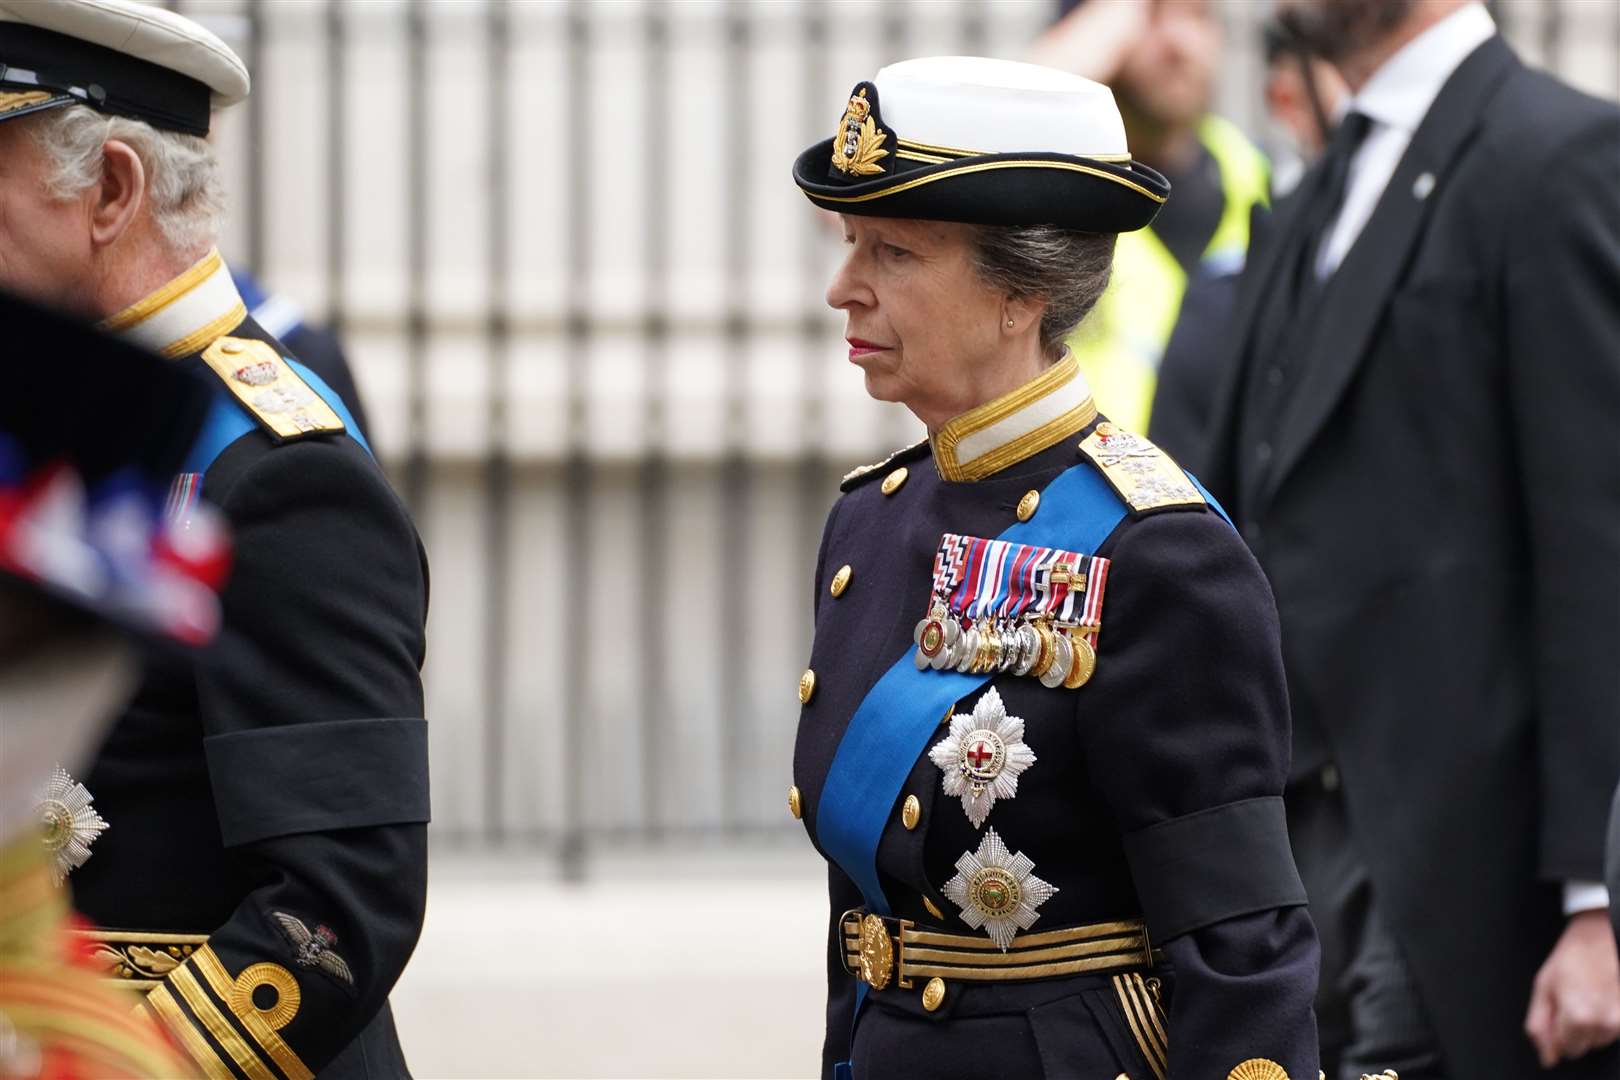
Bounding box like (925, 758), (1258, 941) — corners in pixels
(1353, 2), (1495, 134)
(97, 247), (246, 359)
(931, 352), (1097, 482)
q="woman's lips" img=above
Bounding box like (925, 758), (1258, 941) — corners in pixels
(847, 338), (891, 358)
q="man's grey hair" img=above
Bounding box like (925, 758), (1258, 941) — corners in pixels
(968, 225), (1117, 356)
(28, 105), (223, 255)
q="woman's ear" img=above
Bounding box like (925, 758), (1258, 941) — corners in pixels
(1001, 295), (1044, 337)
(88, 139), (146, 250)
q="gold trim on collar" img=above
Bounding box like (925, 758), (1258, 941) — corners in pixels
(812, 158), (1164, 204)
(99, 248), (224, 333)
(163, 302), (247, 359)
(932, 354), (1097, 482)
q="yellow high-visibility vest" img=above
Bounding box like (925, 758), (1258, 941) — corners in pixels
(1068, 115), (1269, 434)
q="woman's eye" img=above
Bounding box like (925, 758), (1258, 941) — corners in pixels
(883, 244), (909, 259)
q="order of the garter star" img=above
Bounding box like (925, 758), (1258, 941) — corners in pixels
(928, 686), (1037, 828)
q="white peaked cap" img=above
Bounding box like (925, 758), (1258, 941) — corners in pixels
(0, 0), (248, 130)
(875, 56), (1129, 160)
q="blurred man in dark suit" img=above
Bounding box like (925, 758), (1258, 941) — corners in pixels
(1150, 16), (1347, 464)
(1202, 1), (1620, 1077)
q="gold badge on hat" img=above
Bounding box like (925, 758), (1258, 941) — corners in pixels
(831, 87), (888, 177)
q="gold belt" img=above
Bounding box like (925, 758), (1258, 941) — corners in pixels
(69, 928), (211, 988)
(840, 909), (1155, 992)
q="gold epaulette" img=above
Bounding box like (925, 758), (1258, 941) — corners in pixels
(200, 337), (344, 442)
(1077, 423), (1205, 514)
(840, 440), (927, 492)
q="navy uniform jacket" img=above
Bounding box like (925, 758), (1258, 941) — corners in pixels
(71, 250), (430, 1079)
(794, 356), (1319, 1080)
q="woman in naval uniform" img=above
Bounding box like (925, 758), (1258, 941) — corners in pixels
(789, 57), (1322, 1080)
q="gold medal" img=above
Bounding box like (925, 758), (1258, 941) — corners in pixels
(977, 626), (1002, 673)
(1063, 633), (1097, 689)
(1030, 621), (1056, 680)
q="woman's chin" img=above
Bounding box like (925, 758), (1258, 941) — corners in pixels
(860, 369), (907, 405)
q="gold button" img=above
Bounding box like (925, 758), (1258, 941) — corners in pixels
(922, 895), (944, 920)
(219, 340), (243, 354)
(798, 669), (817, 704)
(921, 977), (946, 1012)
(830, 564), (853, 598)
(788, 786), (802, 820)
(880, 467), (908, 496)
(1016, 489), (1040, 521)
(901, 794), (921, 830)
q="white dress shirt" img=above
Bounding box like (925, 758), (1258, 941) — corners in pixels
(1314, 2), (1608, 917)
(1314, 2), (1495, 277)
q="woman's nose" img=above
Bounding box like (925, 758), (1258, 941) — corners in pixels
(825, 250), (873, 312)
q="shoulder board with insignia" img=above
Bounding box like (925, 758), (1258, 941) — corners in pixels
(840, 440), (929, 493)
(199, 337), (345, 443)
(1077, 422), (1206, 514)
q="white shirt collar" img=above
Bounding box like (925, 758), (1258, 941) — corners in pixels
(931, 351), (1098, 482)
(1352, 2), (1496, 133)
(98, 248), (247, 359)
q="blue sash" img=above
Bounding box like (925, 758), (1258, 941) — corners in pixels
(182, 358), (372, 476)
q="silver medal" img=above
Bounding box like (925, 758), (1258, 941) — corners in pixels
(954, 626), (979, 672)
(998, 626), (1022, 674)
(1039, 631), (1073, 689)
(930, 618), (960, 671)
(1013, 624), (1042, 677)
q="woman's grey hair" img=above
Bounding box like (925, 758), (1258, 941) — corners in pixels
(968, 225), (1117, 356)
(28, 105), (224, 255)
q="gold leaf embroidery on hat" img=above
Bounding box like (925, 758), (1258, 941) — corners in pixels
(831, 87), (888, 177)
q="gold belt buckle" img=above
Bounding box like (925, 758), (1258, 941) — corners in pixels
(842, 911), (914, 991)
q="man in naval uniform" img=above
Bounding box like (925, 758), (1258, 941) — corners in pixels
(0, 3), (430, 1076)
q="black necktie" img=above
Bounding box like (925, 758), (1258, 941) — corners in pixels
(1290, 110), (1373, 295)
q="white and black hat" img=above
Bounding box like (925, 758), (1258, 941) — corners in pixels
(0, 0), (249, 136)
(793, 55), (1168, 232)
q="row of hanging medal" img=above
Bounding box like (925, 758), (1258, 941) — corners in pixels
(913, 532), (1110, 690)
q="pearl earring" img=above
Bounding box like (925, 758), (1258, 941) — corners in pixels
(1005, 317), (1015, 328)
